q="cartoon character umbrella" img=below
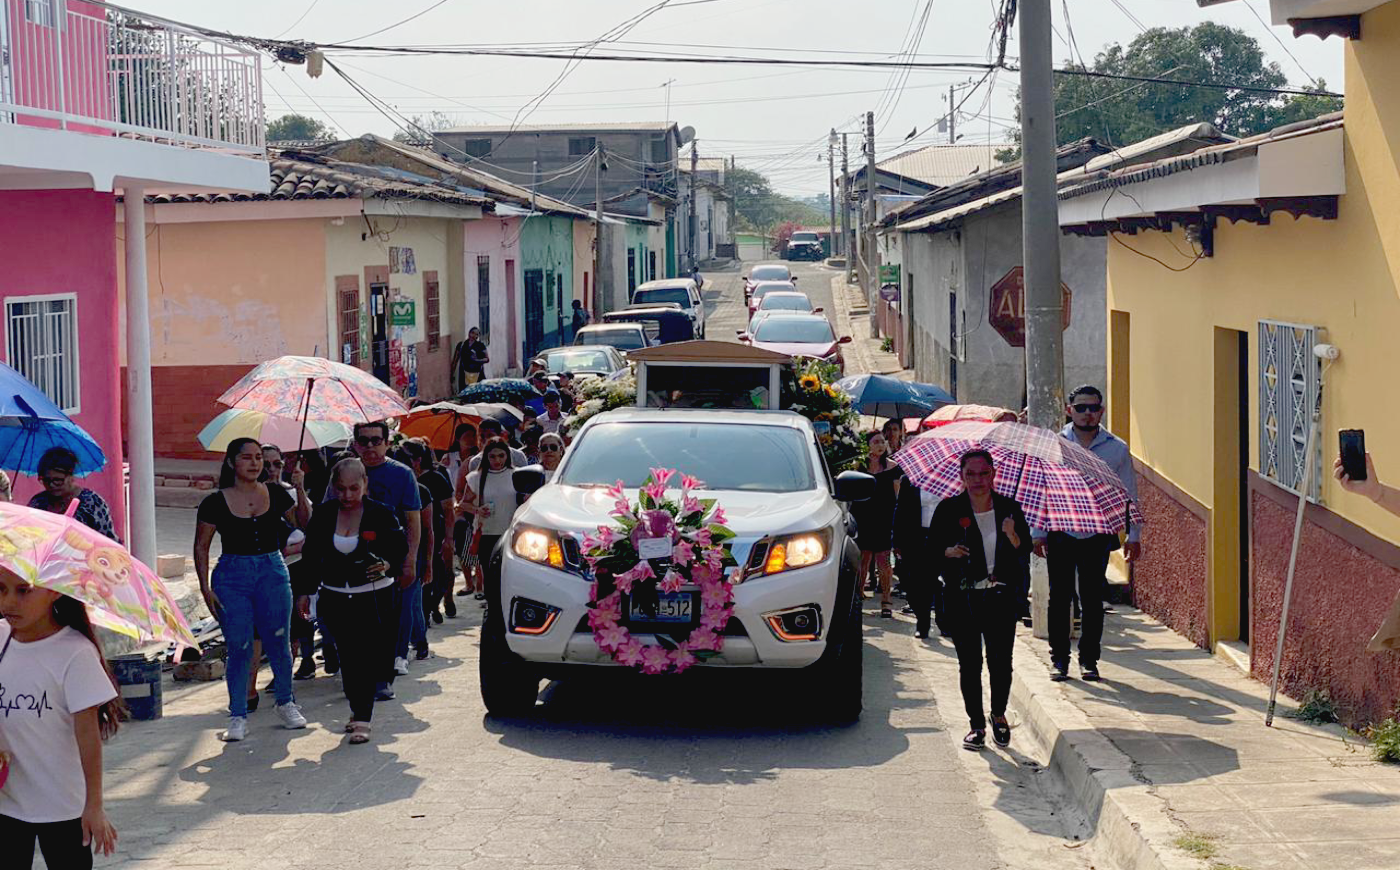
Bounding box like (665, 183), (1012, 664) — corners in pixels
(0, 501), (197, 649)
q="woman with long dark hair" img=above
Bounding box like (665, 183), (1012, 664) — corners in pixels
(462, 439), (517, 600)
(297, 458), (407, 744)
(930, 449), (1031, 751)
(850, 430), (901, 618)
(0, 570), (125, 868)
(193, 437), (311, 742)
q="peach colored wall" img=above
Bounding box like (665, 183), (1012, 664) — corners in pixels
(117, 216), (330, 366)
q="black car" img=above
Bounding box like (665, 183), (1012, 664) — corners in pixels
(784, 231), (824, 262)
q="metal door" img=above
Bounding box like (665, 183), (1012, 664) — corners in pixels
(370, 283), (390, 385)
(524, 268), (545, 359)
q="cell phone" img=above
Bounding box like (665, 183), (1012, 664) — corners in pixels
(1340, 429), (1367, 481)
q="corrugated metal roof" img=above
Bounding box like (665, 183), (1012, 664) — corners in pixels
(442, 122), (679, 134)
(877, 143), (1007, 187)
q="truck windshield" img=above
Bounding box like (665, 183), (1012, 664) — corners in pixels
(791, 233), (819, 243)
(559, 422), (816, 492)
(632, 286), (690, 307)
(752, 318), (835, 344)
(578, 328), (646, 350)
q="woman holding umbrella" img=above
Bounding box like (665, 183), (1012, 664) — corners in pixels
(28, 448), (118, 543)
(193, 438), (311, 742)
(930, 449), (1031, 751)
(850, 430), (901, 618)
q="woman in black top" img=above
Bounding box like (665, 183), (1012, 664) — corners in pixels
(850, 430), (901, 618)
(929, 449), (1031, 751)
(297, 458), (407, 744)
(193, 438), (311, 741)
(29, 447), (119, 542)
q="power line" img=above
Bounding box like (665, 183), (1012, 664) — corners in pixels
(271, 0), (324, 40)
(1243, 0), (1321, 88)
(332, 0), (452, 46)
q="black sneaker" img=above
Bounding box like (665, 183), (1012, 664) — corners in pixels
(1081, 665), (1101, 682)
(1051, 662), (1071, 682)
(415, 648), (431, 661)
(444, 599), (458, 618)
(374, 685), (396, 702)
(991, 716), (1011, 747)
(914, 629), (929, 639)
(294, 659), (317, 680)
(963, 729), (986, 751)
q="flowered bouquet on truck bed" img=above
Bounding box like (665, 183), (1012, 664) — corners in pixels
(789, 358), (866, 472)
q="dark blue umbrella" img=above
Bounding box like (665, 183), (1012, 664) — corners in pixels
(0, 362), (68, 421)
(0, 417), (106, 477)
(834, 374), (943, 419)
(908, 381), (956, 407)
(458, 378), (538, 405)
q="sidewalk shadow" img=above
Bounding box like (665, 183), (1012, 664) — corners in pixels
(484, 630), (940, 786)
(1068, 679), (1236, 725)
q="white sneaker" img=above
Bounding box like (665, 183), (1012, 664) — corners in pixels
(275, 702), (308, 730)
(393, 656), (410, 676)
(221, 716), (248, 742)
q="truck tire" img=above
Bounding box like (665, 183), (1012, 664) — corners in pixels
(479, 611), (540, 717)
(807, 587), (863, 724)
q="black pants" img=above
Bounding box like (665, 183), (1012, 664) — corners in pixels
(423, 553), (455, 617)
(904, 574), (945, 635)
(1046, 532), (1114, 668)
(0, 814), (91, 870)
(317, 583), (400, 722)
(949, 589), (1017, 731)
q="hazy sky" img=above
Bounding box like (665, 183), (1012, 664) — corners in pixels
(140, 0), (1345, 194)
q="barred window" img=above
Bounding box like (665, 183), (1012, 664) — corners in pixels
(424, 272), (441, 351)
(462, 139), (491, 159)
(1259, 320), (1322, 501)
(476, 255), (491, 340)
(6, 295), (78, 412)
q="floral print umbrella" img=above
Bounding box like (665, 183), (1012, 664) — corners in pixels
(0, 501), (197, 648)
(217, 356), (408, 425)
(457, 378), (540, 405)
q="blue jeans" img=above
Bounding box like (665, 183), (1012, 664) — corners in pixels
(395, 578), (427, 662)
(213, 552), (295, 717)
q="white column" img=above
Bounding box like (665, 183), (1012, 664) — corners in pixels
(123, 187), (156, 566)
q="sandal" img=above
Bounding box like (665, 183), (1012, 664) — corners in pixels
(347, 722), (371, 744)
(880, 605), (893, 619)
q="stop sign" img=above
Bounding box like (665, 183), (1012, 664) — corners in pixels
(988, 266), (1072, 348)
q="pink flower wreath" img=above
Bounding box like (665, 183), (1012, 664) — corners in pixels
(580, 468), (737, 674)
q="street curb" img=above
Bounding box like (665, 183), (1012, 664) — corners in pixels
(829, 272), (877, 376)
(1010, 630), (1199, 870)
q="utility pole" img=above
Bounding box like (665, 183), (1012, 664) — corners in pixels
(827, 129), (837, 261)
(948, 84), (957, 144)
(689, 140), (699, 270)
(593, 146), (604, 313)
(1019, 0), (1066, 638)
(864, 110), (880, 335)
(840, 133), (851, 278)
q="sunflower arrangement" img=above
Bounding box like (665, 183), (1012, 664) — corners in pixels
(787, 358), (866, 471)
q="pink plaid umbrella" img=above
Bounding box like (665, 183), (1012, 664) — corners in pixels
(892, 420), (1144, 535)
(217, 356), (408, 446)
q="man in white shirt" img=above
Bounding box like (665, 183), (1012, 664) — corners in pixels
(538, 391), (566, 435)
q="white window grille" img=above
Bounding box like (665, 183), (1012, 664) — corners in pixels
(24, 0), (55, 27)
(1259, 320), (1321, 501)
(6, 294), (79, 413)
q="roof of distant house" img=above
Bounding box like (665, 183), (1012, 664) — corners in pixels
(877, 143), (1007, 188)
(680, 157), (729, 173)
(441, 121), (680, 135)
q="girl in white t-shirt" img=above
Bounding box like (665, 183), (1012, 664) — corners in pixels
(0, 567), (122, 869)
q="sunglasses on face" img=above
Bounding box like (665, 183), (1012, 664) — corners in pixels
(267, 460), (285, 468)
(540, 444), (562, 453)
(40, 475), (68, 486)
(355, 436), (386, 447)
(1072, 403), (1103, 414)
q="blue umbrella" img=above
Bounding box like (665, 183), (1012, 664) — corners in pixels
(908, 381), (956, 407)
(0, 417), (106, 477)
(0, 362), (68, 421)
(834, 374), (943, 419)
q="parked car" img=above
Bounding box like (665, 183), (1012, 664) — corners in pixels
(534, 345), (628, 380)
(631, 278), (706, 339)
(743, 263), (795, 301)
(784, 231), (824, 261)
(748, 292), (820, 332)
(738, 313), (851, 374)
(747, 280), (799, 318)
(480, 407), (873, 721)
(601, 307), (695, 345)
(574, 323), (651, 355)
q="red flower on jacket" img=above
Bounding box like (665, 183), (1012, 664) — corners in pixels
(958, 517), (972, 529)
(362, 531), (377, 541)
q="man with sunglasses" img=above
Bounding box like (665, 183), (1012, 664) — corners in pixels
(1031, 386), (1141, 683)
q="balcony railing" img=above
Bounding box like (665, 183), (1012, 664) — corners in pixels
(0, 0), (264, 153)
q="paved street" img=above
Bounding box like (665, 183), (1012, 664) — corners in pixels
(92, 263), (1093, 870)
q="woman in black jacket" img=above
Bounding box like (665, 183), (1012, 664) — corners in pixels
(893, 474), (944, 639)
(930, 449), (1031, 752)
(296, 458), (407, 744)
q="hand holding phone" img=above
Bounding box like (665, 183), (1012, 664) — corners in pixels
(1340, 429), (1368, 481)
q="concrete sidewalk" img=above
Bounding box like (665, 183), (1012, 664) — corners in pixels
(1009, 607), (1400, 870)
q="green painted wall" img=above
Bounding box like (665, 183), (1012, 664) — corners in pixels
(521, 215), (574, 357)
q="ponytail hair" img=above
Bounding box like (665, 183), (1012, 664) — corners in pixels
(52, 596), (126, 740)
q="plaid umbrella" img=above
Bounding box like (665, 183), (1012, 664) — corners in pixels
(892, 420), (1144, 535)
(217, 357), (408, 447)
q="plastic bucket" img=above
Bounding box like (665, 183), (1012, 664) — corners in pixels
(110, 654), (163, 721)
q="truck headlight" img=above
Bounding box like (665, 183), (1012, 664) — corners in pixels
(742, 529), (832, 580)
(512, 527), (569, 570)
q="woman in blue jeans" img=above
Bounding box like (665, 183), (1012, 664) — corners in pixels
(194, 437), (312, 742)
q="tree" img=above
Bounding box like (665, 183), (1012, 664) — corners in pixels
(266, 113), (334, 143)
(723, 166), (826, 232)
(392, 112), (462, 144)
(997, 23), (1342, 160)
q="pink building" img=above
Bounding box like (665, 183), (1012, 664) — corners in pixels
(0, 0), (269, 561)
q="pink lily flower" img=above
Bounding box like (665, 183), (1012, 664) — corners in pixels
(648, 467), (676, 488)
(581, 533), (600, 552)
(605, 479), (627, 500)
(613, 571), (635, 594)
(692, 527), (713, 547)
(592, 595), (622, 623)
(699, 607), (728, 632)
(587, 609), (616, 631)
(659, 570), (685, 593)
(691, 563), (719, 586)
(688, 628), (721, 651)
(641, 645), (673, 674)
(616, 640), (646, 667)
(669, 648), (698, 673)
(642, 481), (668, 504)
(710, 507), (728, 526)
(589, 581), (601, 602)
(596, 624), (630, 652)
(595, 526), (619, 548)
(680, 473), (705, 493)
(681, 495), (703, 516)
(671, 540), (695, 567)
(701, 584), (732, 608)
(703, 547), (725, 572)
(611, 499), (636, 520)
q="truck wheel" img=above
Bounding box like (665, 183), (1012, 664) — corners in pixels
(808, 593), (863, 724)
(479, 612), (540, 717)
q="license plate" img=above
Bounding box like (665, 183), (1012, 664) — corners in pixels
(628, 592), (694, 623)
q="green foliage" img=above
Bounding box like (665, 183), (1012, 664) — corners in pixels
(788, 359), (867, 472)
(1174, 832), (1219, 861)
(1002, 24), (1342, 153)
(1365, 715), (1400, 763)
(725, 166), (826, 232)
(880, 336), (895, 353)
(266, 113), (333, 143)
(1285, 689), (1341, 725)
